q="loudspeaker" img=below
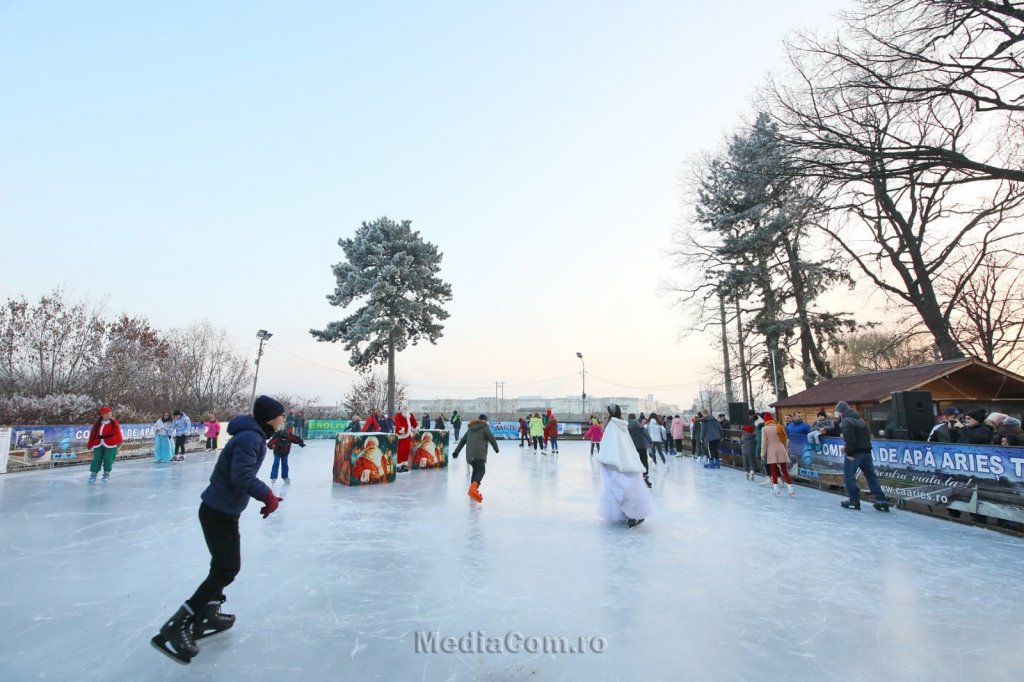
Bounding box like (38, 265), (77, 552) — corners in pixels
(890, 391), (934, 440)
(728, 402), (748, 427)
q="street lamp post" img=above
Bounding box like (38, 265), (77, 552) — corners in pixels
(576, 352), (586, 420)
(250, 329), (273, 407)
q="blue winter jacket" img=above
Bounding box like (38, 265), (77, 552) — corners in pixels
(786, 421), (812, 439)
(171, 413), (192, 437)
(200, 415), (273, 515)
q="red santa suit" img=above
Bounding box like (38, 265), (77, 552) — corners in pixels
(394, 410), (418, 465)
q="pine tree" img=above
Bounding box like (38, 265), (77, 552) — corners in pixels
(311, 217), (452, 415)
(694, 113), (854, 395)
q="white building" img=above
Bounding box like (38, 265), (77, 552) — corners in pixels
(407, 395), (682, 420)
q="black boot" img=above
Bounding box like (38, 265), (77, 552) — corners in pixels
(151, 605), (198, 664)
(841, 499), (861, 510)
(193, 597), (235, 640)
(627, 518), (645, 528)
(873, 502), (890, 512)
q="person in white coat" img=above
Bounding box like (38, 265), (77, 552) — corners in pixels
(596, 404), (654, 528)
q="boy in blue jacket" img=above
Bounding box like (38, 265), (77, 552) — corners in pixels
(151, 396), (286, 665)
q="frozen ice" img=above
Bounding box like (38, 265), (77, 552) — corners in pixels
(1, 438), (1023, 681)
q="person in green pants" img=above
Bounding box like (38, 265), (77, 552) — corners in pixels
(87, 406), (124, 483)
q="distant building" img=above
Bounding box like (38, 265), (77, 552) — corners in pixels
(406, 395), (682, 420)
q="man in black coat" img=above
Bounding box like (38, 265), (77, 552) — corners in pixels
(836, 401), (889, 512)
(627, 414), (652, 488)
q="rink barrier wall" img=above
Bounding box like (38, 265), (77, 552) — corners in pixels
(715, 431), (1024, 536)
(1, 421), (226, 474)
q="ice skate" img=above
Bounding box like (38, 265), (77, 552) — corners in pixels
(627, 518), (644, 528)
(270, 478), (277, 484)
(643, 474), (652, 489)
(841, 499), (861, 510)
(193, 598), (235, 640)
(150, 604), (198, 665)
(468, 481), (483, 503)
(102, 473), (110, 483)
(88, 473), (97, 484)
(787, 484), (795, 497)
(283, 478), (290, 484)
(873, 501), (890, 512)
(772, 484), (781, 496)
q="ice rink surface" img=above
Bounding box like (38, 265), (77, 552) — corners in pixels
(1, 438), (1023, 681)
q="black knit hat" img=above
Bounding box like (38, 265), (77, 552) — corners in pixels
(253, 395), (285, 423)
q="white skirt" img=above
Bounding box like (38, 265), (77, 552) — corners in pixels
(597, 464), (654, 522)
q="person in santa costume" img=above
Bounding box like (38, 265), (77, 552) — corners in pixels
(87, 406), (124, 483)
(393, 405), (418, 472)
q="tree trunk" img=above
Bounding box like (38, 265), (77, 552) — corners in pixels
(719, 292), (734, 403)
(386, 331), (396, 416)
(735, 300), (750, 408)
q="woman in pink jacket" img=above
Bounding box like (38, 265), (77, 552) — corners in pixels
(670, 415), (686, 454)
(760, 412), (795, 497)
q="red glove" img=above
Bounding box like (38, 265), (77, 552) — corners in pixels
(260, 491), (282, 519)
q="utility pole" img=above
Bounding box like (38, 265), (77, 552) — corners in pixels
(576, 352), (586, 420)
(494, 381), (503, 416)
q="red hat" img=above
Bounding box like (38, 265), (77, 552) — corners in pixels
(762, 412), (775, 422)
(99, 406), (113, 415)
(742, 424), (754, 433)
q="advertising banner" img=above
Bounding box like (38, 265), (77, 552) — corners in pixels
(719, 433), (1024, 523)
(5, 421), (207, 466)
(306, 420), (350, 439)
(410, 430), (449, 470)
(333, 432), (398, 486)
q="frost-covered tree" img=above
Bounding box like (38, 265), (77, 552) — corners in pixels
(311, 217), (452, 415)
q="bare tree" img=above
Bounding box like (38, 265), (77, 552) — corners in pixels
(691, 382), (726, 416)
(162, 321), (253, 417)
(93, 314), (170, 419)
(342, 372), (408, 419)
(771, 23), (1024, 359)
(0, 288), (105, 396)
(831, 326), (934, 375)
(938, 251), (1024, 369)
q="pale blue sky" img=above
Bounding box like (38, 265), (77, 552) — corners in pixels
(1, 1), (848, 407)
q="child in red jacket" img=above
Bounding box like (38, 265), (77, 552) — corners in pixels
(269, 427), (305, 483)
(87, 406), (124, 483)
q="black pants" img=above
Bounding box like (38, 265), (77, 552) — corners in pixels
(174, 436), (187, 455)
(533, 436), (543, 450)
(637, 447), (649, 474)
(674, 438), (683, 452)
(706, 439), (720, 461)
(205, 437), (217, 450)
(590, 442), (600, 455)
(470, 460), (485, 484)
(454, 426), (461, 440)
(187, 503), (240, 612)
(520, 433), (529, 446)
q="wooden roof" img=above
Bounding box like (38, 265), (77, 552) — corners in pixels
(772, 357), (1024, 408)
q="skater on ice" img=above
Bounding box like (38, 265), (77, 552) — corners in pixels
(596, 404), (653, 528)
(86, 406), (123, 483)
(451, 414), (499, 503)
(269, 425), (306, 483)
(150, 395), (285, 665)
